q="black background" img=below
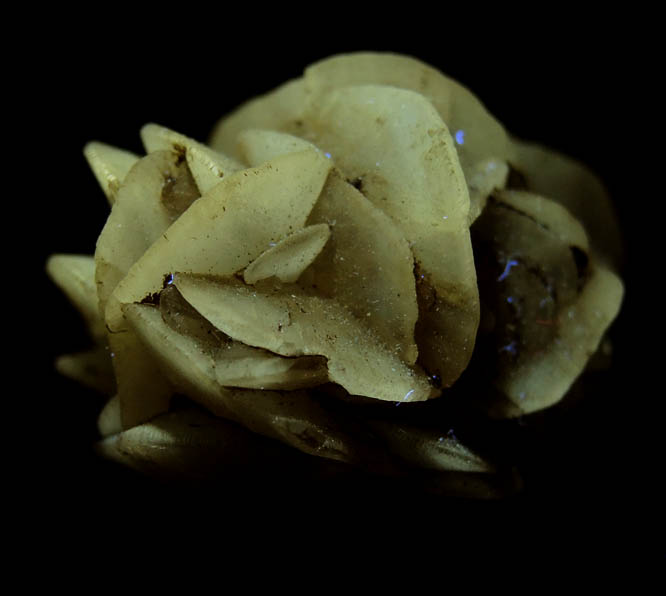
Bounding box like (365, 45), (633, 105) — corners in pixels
(19, 10), (658, 561)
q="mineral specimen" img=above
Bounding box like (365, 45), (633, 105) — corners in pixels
(46, 52), (623, 497)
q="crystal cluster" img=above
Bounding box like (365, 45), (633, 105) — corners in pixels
(47, 53), (623, 497)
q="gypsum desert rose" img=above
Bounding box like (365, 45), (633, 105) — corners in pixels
(46, 52), (624, 497)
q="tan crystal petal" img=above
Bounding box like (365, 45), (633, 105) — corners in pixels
(46, 254), (106, 342)
(243, 223), (330, 284)
(215, 345), (328, 391)
(83, 141), (139, 205)
(209, 78), (307, 161)
(158, 282), (327, 391)
(303, 170), (419, 365)
(55, 348), (115, 395)
(121, 303), (362, 463)
(94, 404), (511, 496)
(236, 128), (320, 167)
(107, 328), (173, 429)
(471, 191), (623, 417)
(304, 84), (479, 386)
(173, 275), (435, 403)
(303, 52), (511, 176)
(123, 303), (230, 414)
(140, 123), (243, 194)
(106, 149), (332, 332)
(368, 421), (495, 473)
(94, 407), (287, 479)
(466, 158), (509, 223)
(509, 138), (622, 268)
(491, 189), (590, 253)
(493, 261), (624, 417)
(94, 150), (192, 319)
(97, 395), (121, 438)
